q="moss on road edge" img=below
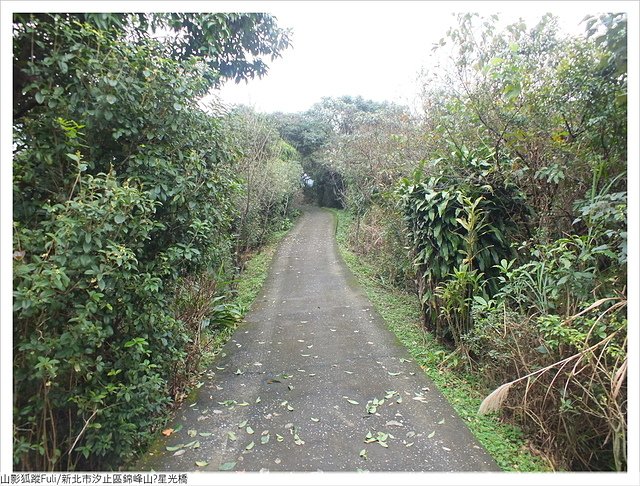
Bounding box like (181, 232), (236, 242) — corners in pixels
(328, 208), (549, 472)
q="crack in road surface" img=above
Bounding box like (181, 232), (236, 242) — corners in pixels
(136, 207), (499, 472)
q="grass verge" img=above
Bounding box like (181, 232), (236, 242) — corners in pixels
(203, 225), (293, 365)
(234, 227), (291, 310)
(329, 208), (550, 472)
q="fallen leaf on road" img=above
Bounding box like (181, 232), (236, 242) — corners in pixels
(227, 431), (237, 441)
(237, 420), (247, 428)
(173, 449), (185, 456)
(364, 430), (391, 448)
(428, 431), (436, 438)
(246, 426), (254, 434)
(385, 420), (403, 427)
(368, 398), (384, 414)
(195, 460), (208, 467)
(442, 446), (451, 451)
(388, 371), (402, 376)
(347, 399), (359, 405)
(187, 429), (197, 438)
(276, 434), (284, 442)
(261, 435), (270, 444)
(165, 444), (183, 452)
(199, 432), (212, 437)
(245, 441), (255, 450)
(219, 462), (236, 471)
(438, 418), (445, 424)
(359, 449), (367, 460)
(162, 428), (174, 437)
(311, 417), (319, 422)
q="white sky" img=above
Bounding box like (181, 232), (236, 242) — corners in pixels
(213, 1), (616, 113)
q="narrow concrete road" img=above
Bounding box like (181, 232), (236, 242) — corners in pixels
(137, 207), (498, 472)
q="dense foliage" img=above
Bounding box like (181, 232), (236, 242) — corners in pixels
(13, 13), (294, 470)
(229, 107), (303, 255)
(397, 163), (527, 345)
(304, 14), (627, 471)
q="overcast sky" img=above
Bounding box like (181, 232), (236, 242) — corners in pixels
(212, 1), (612, 113)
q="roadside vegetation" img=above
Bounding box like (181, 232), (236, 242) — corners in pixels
(277, 14), (627, 471)
(332, 208), (548, 471)
(12, 13), (299, 471)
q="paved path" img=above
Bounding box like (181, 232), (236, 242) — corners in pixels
(137, 207), (498, 472)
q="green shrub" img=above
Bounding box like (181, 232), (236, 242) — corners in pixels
(396, 156), (527, 342)
(13, 13), (290, 471)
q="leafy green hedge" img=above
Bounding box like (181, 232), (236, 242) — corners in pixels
(13, 13), (290, 471)
(396, 152), (528, 344)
